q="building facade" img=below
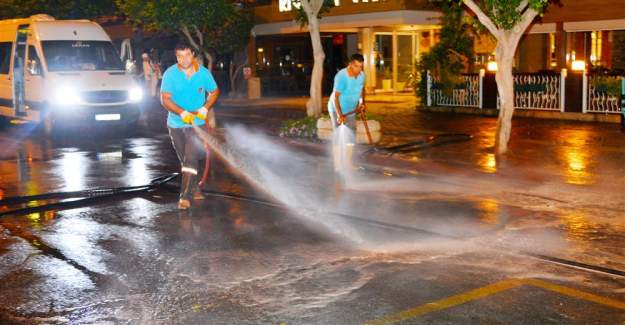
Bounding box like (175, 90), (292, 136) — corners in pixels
(249, 0), (442, 94)
(249, 0), (625, 95)
(505, 0), (625, 73)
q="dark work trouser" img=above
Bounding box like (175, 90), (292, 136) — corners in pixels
(169, 127), (202, 201)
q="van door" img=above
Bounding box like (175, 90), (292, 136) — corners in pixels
(12, 24), (28, 116)
(0, 41), (13, 111)
(24, 44), (44, 115)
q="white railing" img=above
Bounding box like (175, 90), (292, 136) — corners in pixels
(586, 75), (623, 113)
(426, 69), (623, 115)
(428, 72), (481, 108)
(513, 74), (562, 111)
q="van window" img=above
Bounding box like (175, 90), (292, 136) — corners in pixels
(0, 42), (12, 75)
(42, 40), (124, 72)
(27, 46), (43, 75)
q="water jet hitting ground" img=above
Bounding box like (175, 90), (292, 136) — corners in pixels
(193, 125), (363, 242)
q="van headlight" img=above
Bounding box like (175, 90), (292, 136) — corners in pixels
(129, 86), (143, 102)
(52, 85), (81, 106)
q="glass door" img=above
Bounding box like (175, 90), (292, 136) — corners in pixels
(396, 34), (414, 92)
(374, 33), (393, 90)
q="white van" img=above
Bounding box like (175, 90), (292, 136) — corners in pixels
(0, 14), (143, 133)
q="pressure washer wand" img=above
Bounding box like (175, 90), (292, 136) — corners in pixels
(190, 118), (212, 187)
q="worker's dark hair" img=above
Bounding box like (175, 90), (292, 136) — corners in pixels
(350, 53), (365, 63)
(174, 42), (195, 54)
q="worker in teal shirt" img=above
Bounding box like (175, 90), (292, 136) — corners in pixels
(161, 43), (220, 210)
(327, 54), (366, 180)
(328, 53), (366, 129)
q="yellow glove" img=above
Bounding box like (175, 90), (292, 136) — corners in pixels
(197, 106), (209, 120)
(180, 111), (194, 124)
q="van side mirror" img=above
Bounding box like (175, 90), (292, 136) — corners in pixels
(28, 60), (41, 76)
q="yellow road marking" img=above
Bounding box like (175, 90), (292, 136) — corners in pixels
(525, 278), (625, 311)
(366, 279), (524, 325)
(367, 278), (625, 325)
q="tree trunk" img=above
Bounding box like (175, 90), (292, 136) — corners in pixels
(229, 49), (248, 97)
(230, 64), (245, 98)
(306, 14), (325, 117)
(181, 25), (213, 70)
(203, 51), (214, 71)
(494, 42), (516, 154)
(461, 0), (539, 155)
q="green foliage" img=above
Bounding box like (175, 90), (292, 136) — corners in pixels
(0, 0), (118, 19)
(590, 76), (623, 98)
(417, 1), (474, 100)
(406, 70), (420, 97)
(293, 0), (335, 27)
(462, 0), (550, 30)
(279, 116), (318, 138)
(117, 0), (253, 55)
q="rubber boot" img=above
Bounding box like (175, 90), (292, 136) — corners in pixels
(179, 171), (197, 209)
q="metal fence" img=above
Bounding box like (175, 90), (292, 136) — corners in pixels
(428, 73), (481, 108)
(512, 73), (562, 111)
(426, 69), (624, 115)
(586, 75), (623, 113)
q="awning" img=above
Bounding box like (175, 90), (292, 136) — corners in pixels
(527, 19), (625, 34)
(253, 10), (442, 36)
(563, 19), (625, 32)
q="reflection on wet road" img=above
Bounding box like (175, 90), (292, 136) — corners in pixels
(0, 104), (623, 324)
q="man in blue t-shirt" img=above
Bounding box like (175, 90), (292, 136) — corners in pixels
(328, 54), (366, 177)
(160, 43), (220, 210)
(328, 53), (366, 129)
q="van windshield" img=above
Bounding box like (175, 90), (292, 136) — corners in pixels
(42, 41), (123, 72)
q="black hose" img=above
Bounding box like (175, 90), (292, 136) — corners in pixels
(0, 173), (178, 217)
(365, 134), (473, 155)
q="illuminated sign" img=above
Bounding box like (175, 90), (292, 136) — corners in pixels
(279, 0), (340, 12)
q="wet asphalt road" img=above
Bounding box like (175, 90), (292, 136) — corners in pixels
(0, 100), (623, 324)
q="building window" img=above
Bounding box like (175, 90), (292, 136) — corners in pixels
(549, 33), (557, 68)
(590, 31), (602, 66)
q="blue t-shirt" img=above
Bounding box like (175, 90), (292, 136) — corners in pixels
(160, 64), (218, 128)
(328, 68), (365, 115)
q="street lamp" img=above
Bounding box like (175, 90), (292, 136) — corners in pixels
(571, 60), (586, 72)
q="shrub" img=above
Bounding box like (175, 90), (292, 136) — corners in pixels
(279, 116), (318, 138)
